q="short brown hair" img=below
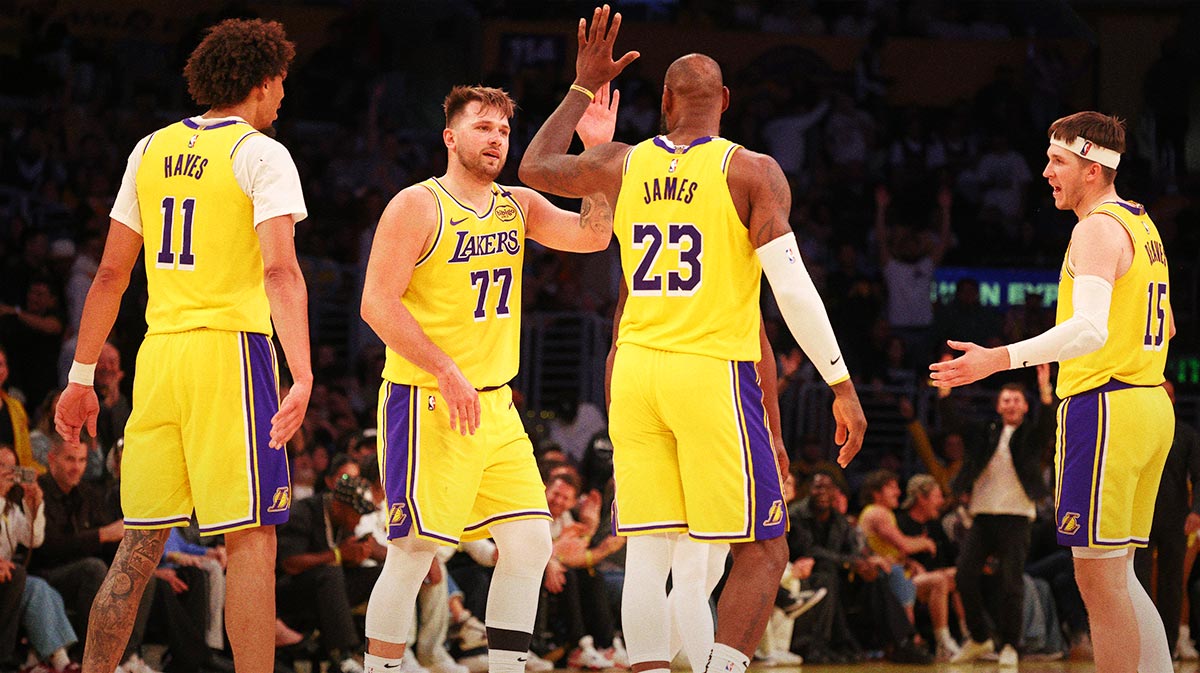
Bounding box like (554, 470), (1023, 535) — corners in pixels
(861, 469), (899, 507)
(184, 18), (295, 108)
(443, 85), (516, 128)
(1048, 111), (1126, 181)
(998, 382), (1028, 401)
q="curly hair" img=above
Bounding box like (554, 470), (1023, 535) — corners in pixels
(184, 18), (295, 108)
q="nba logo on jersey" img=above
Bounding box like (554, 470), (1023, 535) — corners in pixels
(668, 158), (678, 173)
(763, 500), (784, 526)
(188, 134), (198, 148)
(267, 486), (291, 513)
(1058, 512), (1081, 535)
(388, 503), (408, 526)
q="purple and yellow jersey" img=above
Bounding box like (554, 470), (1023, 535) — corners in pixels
(1056, 200), (1170, 398)
(135, 119), (272, 336)
(383, 178), (526, 390)
(613, 136), (762, 361)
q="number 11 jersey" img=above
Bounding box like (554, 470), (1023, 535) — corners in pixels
(382, 178), (526, 390)
(614, 136), (762, 362)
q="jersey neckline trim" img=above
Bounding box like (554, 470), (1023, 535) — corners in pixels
(652, 135), (718, 154)
(182, 117), (249, 131)
(431, 176), (496, 219)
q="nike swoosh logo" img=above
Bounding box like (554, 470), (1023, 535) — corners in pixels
(517, 658), (528, 663)
(449, 217), (467, 226)
(830, 356), (841, 366)
(384, 664), (402, 669)
(1023, 361), (1030, 367)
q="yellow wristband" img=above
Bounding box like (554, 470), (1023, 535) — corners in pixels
(569, 84), (595, 101)
(332, 547), (342, 565)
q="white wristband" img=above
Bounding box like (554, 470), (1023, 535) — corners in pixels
(68, 361), (96, 386)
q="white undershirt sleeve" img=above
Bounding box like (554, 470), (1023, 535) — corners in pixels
(756, 233), (850, 385)
(232, 134), (308, 227)
(109, 135), (152, 234)
(1006, 274), (1112, 369)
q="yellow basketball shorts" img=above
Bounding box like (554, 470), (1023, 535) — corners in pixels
(122, 330), (290, 535)
(609, 344), (787, 542)
(378, 381), (549, 546)
(1054, 380), (1174, 549)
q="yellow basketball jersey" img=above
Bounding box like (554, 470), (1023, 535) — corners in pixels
(136, 119), (271, 336)
(1056, 200), (1170, 398)
(614, 136), (761, 361)
(383, 178), (525, 389)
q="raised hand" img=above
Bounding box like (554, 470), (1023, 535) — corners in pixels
(575, 5), (640, 92)
(576, 83), (620, 149)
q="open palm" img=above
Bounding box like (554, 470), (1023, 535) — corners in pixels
(576, 83), (619, 149)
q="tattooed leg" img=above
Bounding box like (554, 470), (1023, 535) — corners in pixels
(82, 528), (168, 673)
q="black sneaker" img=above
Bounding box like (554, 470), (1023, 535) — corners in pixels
(890, 639), (934, 665)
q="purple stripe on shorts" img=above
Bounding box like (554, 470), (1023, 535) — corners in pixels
(737, 362), (787, 541)
(382, 383), (417, 541)
(1056, 390), (1102, 547)
(246, 333), (289, 526)
(462, 509), (552, 534)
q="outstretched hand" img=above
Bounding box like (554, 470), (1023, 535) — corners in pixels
(575, 5), (640, 92)
(576, 83), (620, 149)
(928, 340), (1009, 388)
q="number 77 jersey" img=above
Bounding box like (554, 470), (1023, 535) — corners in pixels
(614, 136), (763, 361)
(1056, 200), (1170, 398)
(382, 178), (525, 390)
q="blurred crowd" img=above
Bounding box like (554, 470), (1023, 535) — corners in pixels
(1, 0), (1198, 671)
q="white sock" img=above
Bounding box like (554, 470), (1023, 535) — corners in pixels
(704, 643), (748, 673)
(667, 539), (727, 670)
(365, 653), (404, 673)
(365, 534), (438, 644)
(935, 627), (957, 649)
(624, 534), (676, 667)
(1127, 551), (1172, 673)
(49, 648), (71, 671)
(487, 648), (527, 673)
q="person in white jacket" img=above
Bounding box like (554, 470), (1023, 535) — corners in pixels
(1, 443), (80, 672)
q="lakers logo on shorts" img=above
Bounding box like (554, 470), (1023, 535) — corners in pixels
(1058, 512), (1081, 536)
(763, 499), (784, 527)
(389, 503), (408, 527)
(267, 486), (291, 513)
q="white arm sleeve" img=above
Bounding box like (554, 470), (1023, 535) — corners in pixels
(756, 233), (849, 385)
(1007, 274), (1111, 369)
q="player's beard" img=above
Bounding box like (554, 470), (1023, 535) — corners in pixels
(458, 150), (504, 182)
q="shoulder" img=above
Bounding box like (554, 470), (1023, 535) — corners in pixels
(384, 183), (439, 219)
(727, 146), (781, 177)
(237, 133), (295, 166)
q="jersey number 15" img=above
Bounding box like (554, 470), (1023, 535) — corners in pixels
(1144, 281), (1168, 351)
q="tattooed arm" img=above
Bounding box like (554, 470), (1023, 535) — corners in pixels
(515, 186), (614, 253)
(82, 528), (169, 672)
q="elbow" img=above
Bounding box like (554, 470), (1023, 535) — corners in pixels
(517, 161), (545, 191)
(263, 261), (304, 290)
(93, 264), (131, 294)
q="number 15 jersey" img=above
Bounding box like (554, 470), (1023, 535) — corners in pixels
(614, 136), (762, 362)
(382, 178), (526, 390)
(1056, 200), (1170, 398)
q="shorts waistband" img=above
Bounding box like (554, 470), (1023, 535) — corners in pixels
(1069, 378), (1160, 397)
(476, 383), (508, 393)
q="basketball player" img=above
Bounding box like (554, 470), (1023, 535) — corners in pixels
(55, 18), (311, 673)
(930, 112), (1174, 673)
(520, 7), (868, 673)
(358, 85), (616, 673)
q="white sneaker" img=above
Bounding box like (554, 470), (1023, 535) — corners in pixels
(610, 636), (630, 669)
(120, 655), (162, 673)
(1179, 631), (1200, 660)
(771, 651), (803, 666)
(454, 614), (489, 652)
(338, 656), (367, 673)
(935, 638), (961, 662)
(428, 650), (469, 673)
(949, 638), (994, 664)
(999, 644), (1018, 668)
(523, 652), (554, 672)
(568, 636), (614, 670)
(400, 651), (429, 673)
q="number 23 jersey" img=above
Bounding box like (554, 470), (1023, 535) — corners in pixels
(111, 116), (308, 337)
(614, 136), (762, 362)
(382, 178), (526, 390)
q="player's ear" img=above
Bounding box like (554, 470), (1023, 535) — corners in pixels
(721, 86), (730, 114)
(442, 127), (455, 151)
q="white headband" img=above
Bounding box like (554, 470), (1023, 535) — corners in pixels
(1050, 135), (1121, 169)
